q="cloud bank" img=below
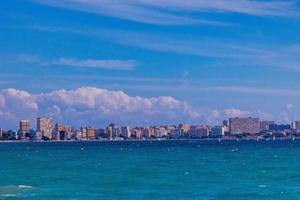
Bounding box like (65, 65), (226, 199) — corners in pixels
(0, 87), (275, 129)
(0, 87), (200, 129)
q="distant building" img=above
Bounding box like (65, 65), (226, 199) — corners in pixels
(86, 127), (96, 140)
(2, 130), (17, 140)
(188, 125), (210, 138)
(178, 124), (190, 134)
(154, 127), (168, 138)
(223, 120), (229, 127)
(95, 128), (105, 139)
(293, 121), (300, 131)
(170, 129), (183, 138)
(37, 117), (53, 140)
(142, 127), (153, 139)
(229, 117), (259, 134)
(80, 127), (87, 139)
(222, 120), (230, 132)
(260, 120), (275, 131)
(19, 120), (31, 133)
(75, 131), (83, 140)
(132, 128), (142, 139)
(121, 126), (131, 139)
(0, 128), (3, 139)
(211, 126), (225, 137)
(106, 124), (118, 139)
(269, 124), (291, 131)
(18, 120), (31, 139)
(53, 123), (72, 140)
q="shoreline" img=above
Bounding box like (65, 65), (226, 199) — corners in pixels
(0, 137), (299, 143)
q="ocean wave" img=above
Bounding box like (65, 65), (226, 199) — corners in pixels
(0, 185), (34, 190)
(17, 185), (33, 188)
(0, 194), (17, 197)
(0, 185), (35, 199)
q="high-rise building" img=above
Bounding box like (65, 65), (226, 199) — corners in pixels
(18, 120), (32, 139)
(53, 123), (72, 140)
(95, 128), (106, 139)
(229, 117), (260, 134)
(86, 127), (96, 140)
(37, 117), (53, 139)
(121, 126), (131, 139)
(106, 124), (118, 139)
(19, 120), (31, 133)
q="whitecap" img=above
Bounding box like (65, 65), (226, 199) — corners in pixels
(258, 184), (267, 188)
(18, 185), (33, 189)
(0, 194), (18, 197)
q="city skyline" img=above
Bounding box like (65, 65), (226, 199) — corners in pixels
(1, 116), (300, 141)
(1, 1), (300, 128)
(2, 116), (300, 132)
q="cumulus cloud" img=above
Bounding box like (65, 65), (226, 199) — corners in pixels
(0, 87), (202, 129)
(0, 87), (276, 129)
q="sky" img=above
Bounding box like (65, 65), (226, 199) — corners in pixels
(1, 0), (300, 129)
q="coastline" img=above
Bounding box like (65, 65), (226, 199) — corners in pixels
(0, 137), (299, 143)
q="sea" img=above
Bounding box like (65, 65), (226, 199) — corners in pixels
(1, 139), (300, 200)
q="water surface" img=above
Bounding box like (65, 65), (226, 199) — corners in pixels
(1, 140), (300, 199)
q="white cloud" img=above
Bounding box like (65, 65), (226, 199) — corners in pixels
(18, 55), (137, 70)
(28, 25), (300, 70)
(53, 58), (137, 70)
(212, 86), (300, 97)
(0, 87), (201, 129)
(0, 87), (279, 129)
(223, 108), (249, 118)
(33, 0), (298, 26)
(287, 103), (293, 110)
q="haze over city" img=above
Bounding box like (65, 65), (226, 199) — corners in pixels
(1, 0), (300, 129)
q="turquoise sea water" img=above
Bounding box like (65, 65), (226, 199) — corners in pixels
(1, 140), (300, 200)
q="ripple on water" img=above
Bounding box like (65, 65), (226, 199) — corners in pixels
(0, 185), (35, 198)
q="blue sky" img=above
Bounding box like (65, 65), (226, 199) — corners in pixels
(1, 0), (300, 128)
